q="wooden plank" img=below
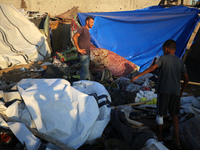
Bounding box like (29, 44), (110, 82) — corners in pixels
(113, 101), (150, 108)
(186, 22), (200, 50)
(0, 113), (76, 150)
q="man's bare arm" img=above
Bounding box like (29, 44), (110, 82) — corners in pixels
(72, 33), (80, 50)
(72, 33), (86, 55)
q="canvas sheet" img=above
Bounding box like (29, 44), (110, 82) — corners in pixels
(0, 4), (51, 69)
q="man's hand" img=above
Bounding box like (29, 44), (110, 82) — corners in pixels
(78, 48), (86, 55)
(77, 49), (86, 55)
(131, 76), (139, 83)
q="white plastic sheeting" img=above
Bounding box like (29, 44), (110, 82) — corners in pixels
(0, 116), (9, 129)
(73, 80), (111, 143)
(7, 122), (41, 150)
(0, 116), (41, 150)
(0, 4), (51, 69)
(6, 101), (20, 122)
(16, 79), (111, 149)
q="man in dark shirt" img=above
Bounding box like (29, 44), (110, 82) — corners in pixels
(131, 39), (189, 148)
(72, 16), (94, 80)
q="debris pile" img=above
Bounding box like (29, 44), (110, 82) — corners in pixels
(0, 3), (200, 150)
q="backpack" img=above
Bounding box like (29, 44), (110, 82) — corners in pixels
(56, 47), (78, 62)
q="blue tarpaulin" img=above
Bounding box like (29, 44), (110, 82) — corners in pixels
(78, 5), (200, 72)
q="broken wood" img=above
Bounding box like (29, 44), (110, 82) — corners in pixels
(0, 113), (76, 150)
(114, 100), (151, 108)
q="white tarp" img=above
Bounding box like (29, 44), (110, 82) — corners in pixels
(73, 81), (111, 143)
(0, 4), (51, 69)
(0, 115), (41, 150)
(7, 122), (41, 150)
(16, 79), (111, 149)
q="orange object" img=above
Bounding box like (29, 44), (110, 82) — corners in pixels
(0, 132), (12, 143)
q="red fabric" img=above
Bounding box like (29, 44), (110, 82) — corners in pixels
(90, 48), (139, 77)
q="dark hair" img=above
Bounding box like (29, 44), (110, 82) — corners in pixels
(85, 16), (94, 23)
(162, 39), (176, 50)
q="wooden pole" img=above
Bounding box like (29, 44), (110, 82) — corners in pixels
(182, 22), (200, 62)
(113, 101), (150, 109)
(181, 80), (200, 86)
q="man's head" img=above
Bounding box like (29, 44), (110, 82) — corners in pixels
(85, 16), (94, 29)
(162, 39), (176, 55)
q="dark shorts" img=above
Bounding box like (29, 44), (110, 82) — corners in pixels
(157, 93), (180, 116)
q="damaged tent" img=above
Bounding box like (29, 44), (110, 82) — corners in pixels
(0, 4), (51, 69)
(77, 5), (200, 71)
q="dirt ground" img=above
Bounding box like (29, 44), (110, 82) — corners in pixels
(0, 59), (52, 90)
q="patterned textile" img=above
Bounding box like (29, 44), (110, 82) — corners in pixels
(90, 48), (139, 77)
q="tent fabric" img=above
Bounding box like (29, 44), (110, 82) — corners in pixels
(55, 6), (82, 20)
(16, 79), (111, 149)
(78, 5), (200, 71)
(0, 4), (51, 69)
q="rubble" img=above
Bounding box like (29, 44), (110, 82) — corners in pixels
(0, 4), (200, 150)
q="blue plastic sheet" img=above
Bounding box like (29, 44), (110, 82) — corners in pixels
(78, 6), (200, 71)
